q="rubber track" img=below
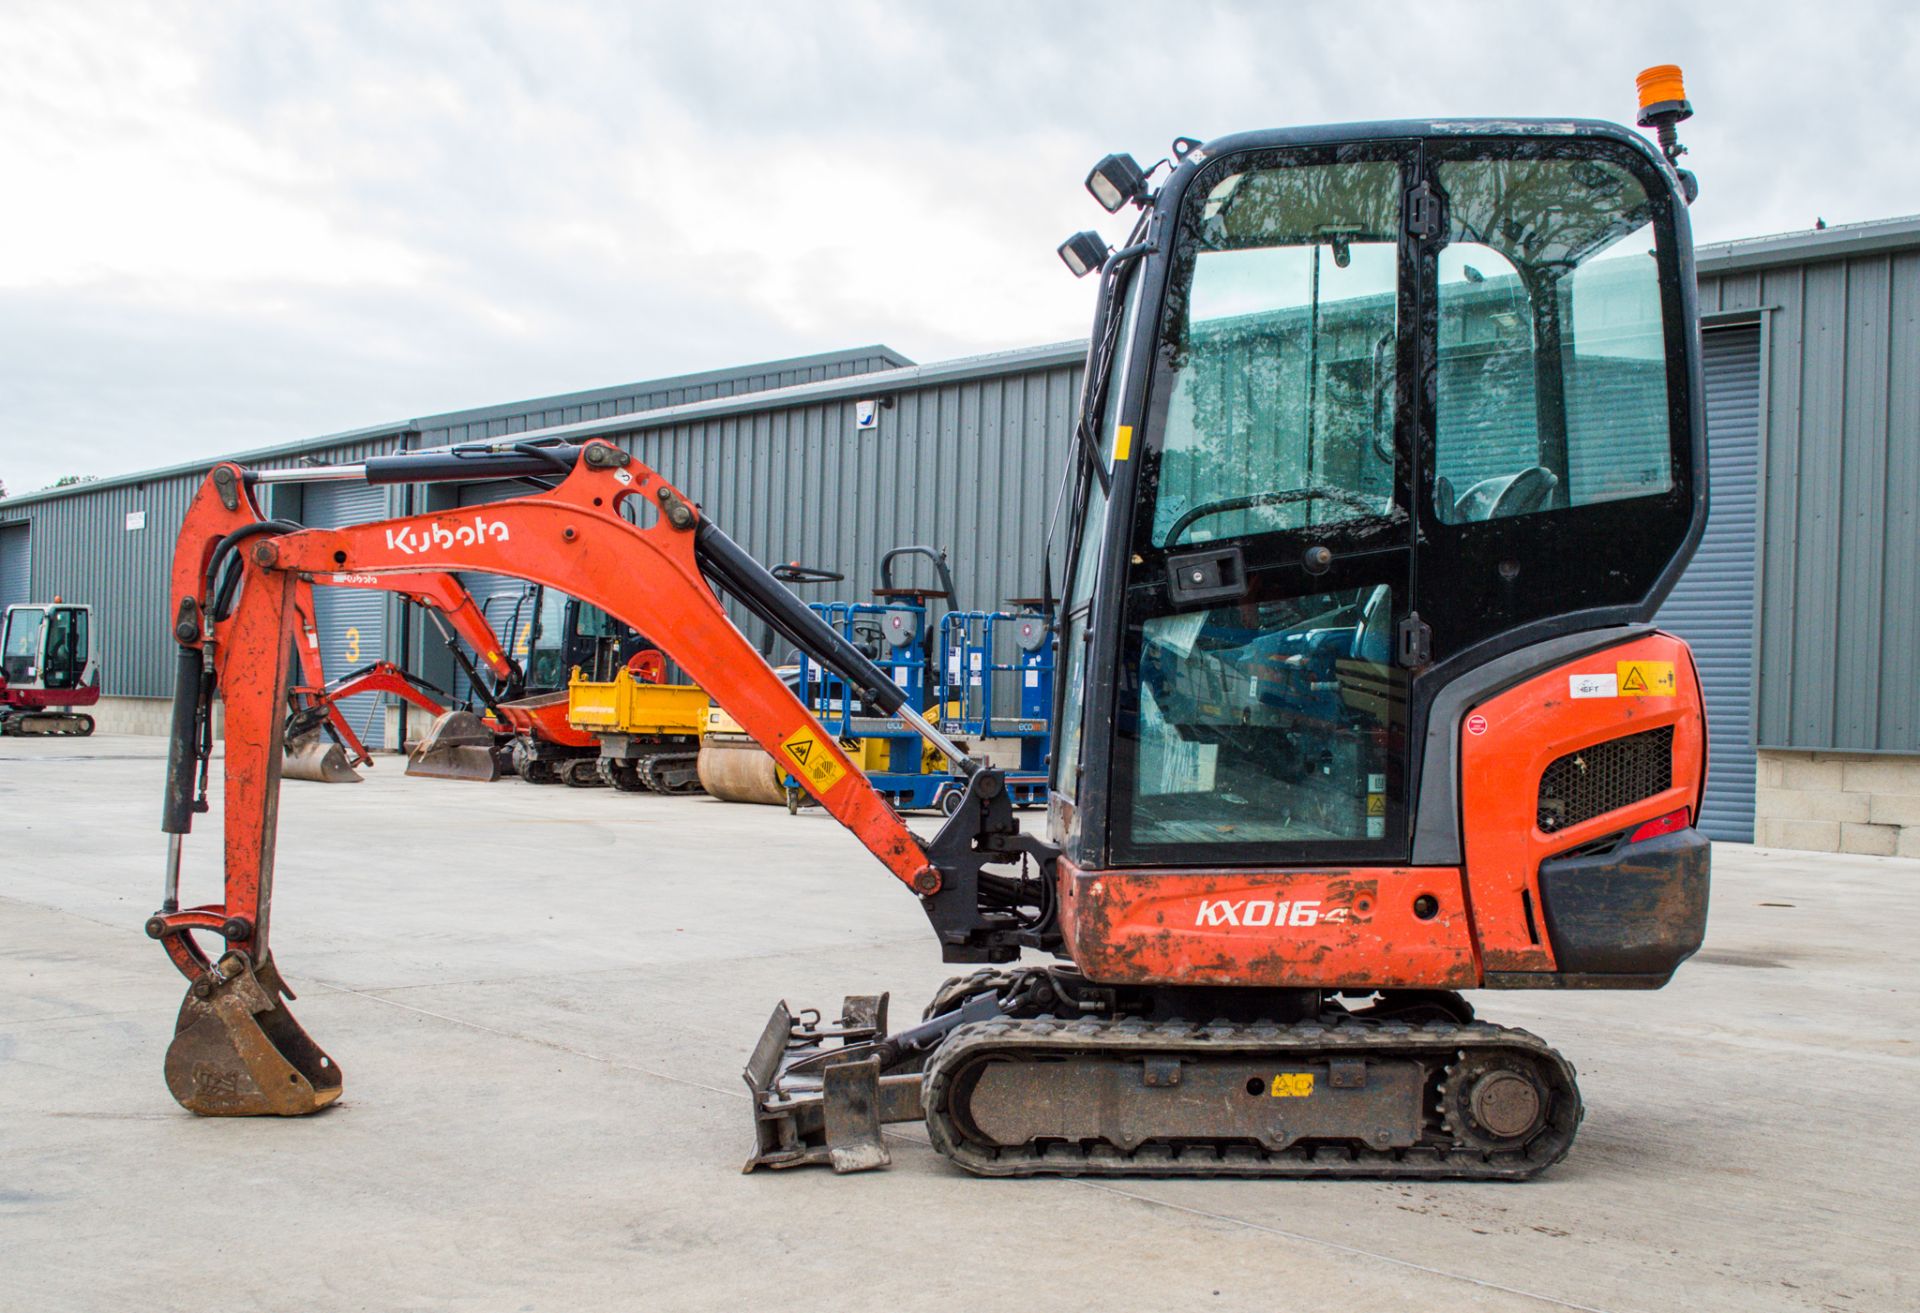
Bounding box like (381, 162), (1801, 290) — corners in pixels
(1, 713), (95, 736)
(639, 752), (703, 794)
(922, 1014), (1581, 1180)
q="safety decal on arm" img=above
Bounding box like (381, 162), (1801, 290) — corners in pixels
(780, 725), (847, 792)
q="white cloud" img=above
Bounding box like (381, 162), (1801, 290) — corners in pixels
(2, 0), (1918, 494)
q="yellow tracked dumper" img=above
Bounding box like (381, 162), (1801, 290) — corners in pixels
(566, 660), (710, 792)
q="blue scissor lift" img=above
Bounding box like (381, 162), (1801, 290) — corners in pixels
(781, 549), (1054, 814)
(935, 602), (1053, 814)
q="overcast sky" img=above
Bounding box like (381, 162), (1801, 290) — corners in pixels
(3, 1), (1915, 495)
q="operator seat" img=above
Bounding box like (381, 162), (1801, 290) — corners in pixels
(1445, 466), (1561, 522)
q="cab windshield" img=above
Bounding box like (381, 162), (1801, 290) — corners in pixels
(3, 608), (44, 684)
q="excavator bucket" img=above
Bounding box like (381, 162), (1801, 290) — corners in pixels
(281, 727), (362, 783)
(405, 709), (504, 782)
(164, 951), (342, 1117)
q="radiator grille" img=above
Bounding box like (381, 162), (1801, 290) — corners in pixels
(1537, 726), (1675, 832)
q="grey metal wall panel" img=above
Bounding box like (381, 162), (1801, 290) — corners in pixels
(413, 348), (910, 448)
(300, 479), (395, 748)
(1656, 325), (1762, 840)
(0, 522), (28, 611)
(1704, 247), (1920, 753)
(537, 364), (1085, 661)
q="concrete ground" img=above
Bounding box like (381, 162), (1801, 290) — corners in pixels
(3, 735), (1915, 1313)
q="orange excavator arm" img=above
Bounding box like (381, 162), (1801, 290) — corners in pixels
(150, 442), (962, 975)
(146, 439), (1046, 1116)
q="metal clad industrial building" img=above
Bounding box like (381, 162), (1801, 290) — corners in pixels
(414, 348), (909, 449)
(4, 217), (1918, 859)
(425, 345), (1084, 678)
(0, 428), (402, 700)
(1696, 219), (1920, 756)
(1656, 324), (1764, 839)
(0, 351), (902, 702)
(0, 521), (28, 612)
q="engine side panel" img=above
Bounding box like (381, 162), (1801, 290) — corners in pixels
(1458, 630), (1706, 973)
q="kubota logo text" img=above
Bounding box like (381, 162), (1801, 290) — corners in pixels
(384, 514), (510, 556)
(1196, 899), (1343, 928)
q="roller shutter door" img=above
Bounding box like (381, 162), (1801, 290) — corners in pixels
(0, 522), (28, 612)
(303, 482), (392, 750)
(1655, 324), (1762, 841)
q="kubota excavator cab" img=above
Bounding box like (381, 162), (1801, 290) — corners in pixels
(1047, 111), (1708, 995)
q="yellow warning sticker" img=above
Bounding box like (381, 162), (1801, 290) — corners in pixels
(1616, 660), (1677, 698)
(780, 725), (848, 793)
(1112, 423), (1133, 463)
(1365, 794), (1386, 817)
(1270, 1073), (1315, 1098)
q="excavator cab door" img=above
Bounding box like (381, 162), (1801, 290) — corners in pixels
(1106, 145), (1421, 865)
(41, 605), (89, 691)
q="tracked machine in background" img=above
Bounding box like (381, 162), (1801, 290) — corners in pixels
(0, 600), (98, 736)
(145, 71), (1713, 1180)
(566, 651), (709, 793)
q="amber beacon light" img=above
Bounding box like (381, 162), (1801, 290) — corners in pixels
(1635, 64), (1697, 198)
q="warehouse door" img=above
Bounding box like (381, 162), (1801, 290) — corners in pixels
(0, 522), (28, 612)
(1655, 323), (1762, 841)
(303, 482), (391, 750)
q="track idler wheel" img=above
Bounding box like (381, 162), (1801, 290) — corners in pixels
(164, 951), (342, 1117)
(1437, 1052), (1557, 1153)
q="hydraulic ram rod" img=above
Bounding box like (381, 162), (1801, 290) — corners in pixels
(693, 519), (977, 774)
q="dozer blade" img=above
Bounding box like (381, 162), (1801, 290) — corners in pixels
(741, 992), (1002, 1173)
(697, 736), (787, 806)
(164, 951), (342, 1117)
(405, 709), (503, 782)
(281, 729), (362, 783)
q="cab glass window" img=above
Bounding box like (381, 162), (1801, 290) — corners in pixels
(1432, 157), (1671, 523)
(1149, 160), (1402, 547)
(3, 608), (43, 683)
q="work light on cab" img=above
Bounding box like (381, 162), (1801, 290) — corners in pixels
(1056, 230), (1109, 278)
(1084, 151), (1149, 212)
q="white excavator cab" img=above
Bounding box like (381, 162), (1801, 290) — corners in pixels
(1, 602), (99, 735)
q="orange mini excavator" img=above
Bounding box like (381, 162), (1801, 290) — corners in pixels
(147, 73), (1711, 1178)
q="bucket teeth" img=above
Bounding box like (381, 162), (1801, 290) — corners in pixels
(164, 952), (342, 1117)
